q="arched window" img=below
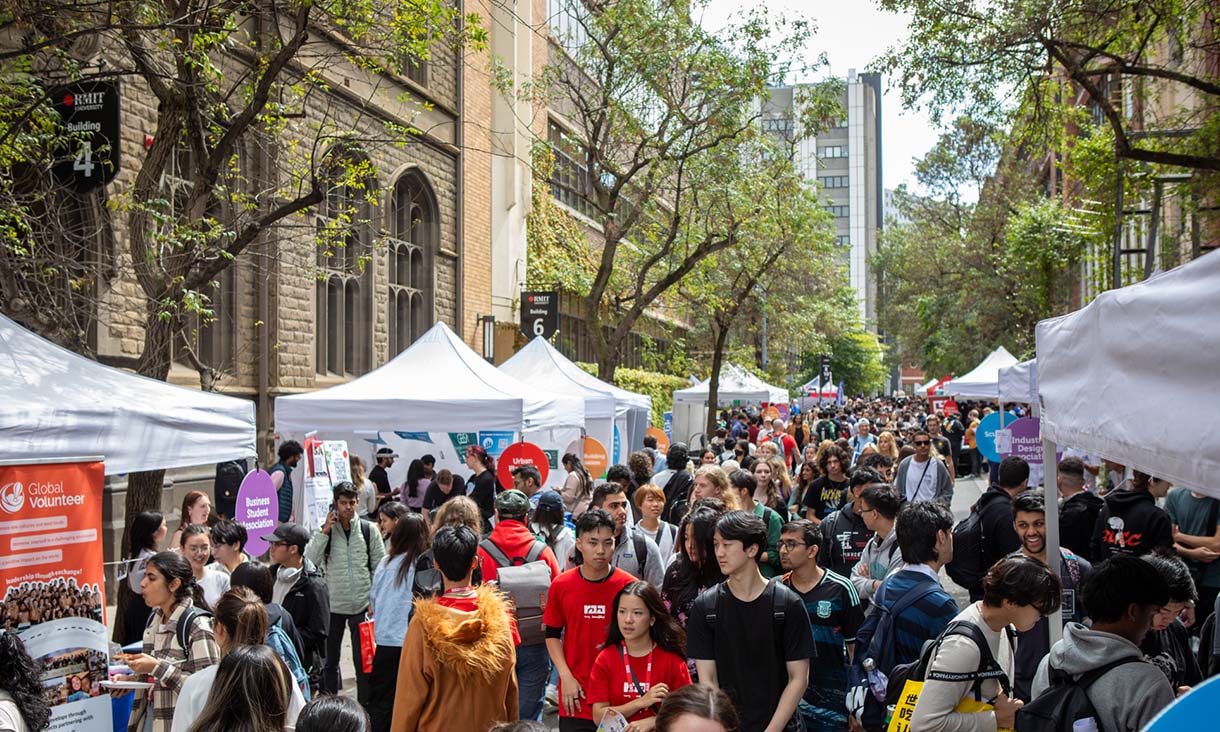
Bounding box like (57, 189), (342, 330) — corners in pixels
(316, 147), (377, 376)
(387, 169), (438, 355)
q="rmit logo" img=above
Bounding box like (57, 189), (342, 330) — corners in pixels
(63, 91), (105, 107)
(583, 604), (605, 617)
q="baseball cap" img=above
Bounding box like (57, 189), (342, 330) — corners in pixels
(263, 523), (310, 551)
(496, 489), (530, 518)
(536, 490), (564, 512)
(375, 447), (399, 459)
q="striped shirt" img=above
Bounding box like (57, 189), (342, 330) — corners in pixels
(783, 569), (865, 726)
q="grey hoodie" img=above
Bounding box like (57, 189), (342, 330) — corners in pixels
(851, 528), (901, 604)
(1031, 623), (1174, 732)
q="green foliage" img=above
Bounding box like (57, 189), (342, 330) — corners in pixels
(792, 329), (887, 398)
(575, 362), (689, 427)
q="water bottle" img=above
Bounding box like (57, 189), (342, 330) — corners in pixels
(862, 657), (889, 702)
(1072, 718), (1099, 732)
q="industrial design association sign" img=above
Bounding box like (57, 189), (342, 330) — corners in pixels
(52, 81), (121, 191)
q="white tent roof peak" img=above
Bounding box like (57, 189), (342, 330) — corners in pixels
(0, 313), (256, 474)
(274, 321), (585, 434)
(500, 338), (617, 419)
(944, 346), (1019, 399)
(674, 364), (788, 406)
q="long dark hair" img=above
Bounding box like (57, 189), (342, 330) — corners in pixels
(0, 631), (50, 731)
(405, 456), (435, 499)
(661, 505), (725, 616)
(188, 645), (291, 732)
(128, 510), (164, 557)
(532, 500), (567, 549)
(562, 453), (592, 501)
(296, 694), (371, 732)
(147, 550), (206, 611)
(389, 512), (431, 586)
(655, 683), (739, 732)
(604, 581), (686, 658)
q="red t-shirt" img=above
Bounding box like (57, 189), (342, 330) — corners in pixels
(542, 567), (637, 720)
(586, 645), (691, 722)
(437, 593), (521, 646)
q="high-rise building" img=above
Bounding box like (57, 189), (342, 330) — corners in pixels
(765, 71), (882, 325)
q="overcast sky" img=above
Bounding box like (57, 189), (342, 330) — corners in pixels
(699, 1), (943, 192)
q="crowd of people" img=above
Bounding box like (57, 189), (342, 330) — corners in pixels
(2, 394), (1217, 732)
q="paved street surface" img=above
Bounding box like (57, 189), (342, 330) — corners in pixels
(104, 473), (986, 730)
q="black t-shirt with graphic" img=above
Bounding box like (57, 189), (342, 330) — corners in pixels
(801, 476), (849, 520)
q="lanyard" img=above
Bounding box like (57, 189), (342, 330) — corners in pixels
(443, 586), (476, 597)
(620, 644), (653, 699)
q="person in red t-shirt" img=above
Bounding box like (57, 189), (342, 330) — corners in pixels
(544, 509), (637, 732)
(588, 581), (692, 731)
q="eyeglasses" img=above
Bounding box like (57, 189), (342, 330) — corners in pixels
(858, 507), (877, 516)
(778, 540), (807, 551)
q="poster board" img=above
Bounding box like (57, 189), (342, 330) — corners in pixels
(0, 458), (110, 732)
(300, 436), (350, 530)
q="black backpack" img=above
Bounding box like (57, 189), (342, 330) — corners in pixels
(946, 491), (1006, 590)
(885, 620), (1011, 707)
(1014, 657), (1142, 732)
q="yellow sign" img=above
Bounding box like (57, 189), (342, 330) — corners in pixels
(886, 680), (994, 732)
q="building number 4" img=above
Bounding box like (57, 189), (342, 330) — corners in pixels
(74, 141), (95, 177)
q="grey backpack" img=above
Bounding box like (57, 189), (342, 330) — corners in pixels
(480, 538), (552, 646)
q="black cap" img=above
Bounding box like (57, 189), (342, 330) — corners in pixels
(263, 523), (310, 551)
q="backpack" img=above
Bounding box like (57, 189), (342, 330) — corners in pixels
(480, 538), (552, 646)
(1014, 657), (1142, 732)
(267, 618), (312, 701)
(946, 491), (1006, 590)
(572, 530), (649, 579)
(146, 604), (211, 653)
(886, 620), (1011, 708)
(323, 518), (375, 577)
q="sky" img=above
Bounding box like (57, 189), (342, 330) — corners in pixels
(699, 1), (943, 192)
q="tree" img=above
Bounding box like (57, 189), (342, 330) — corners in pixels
(527, 0), (835, 380)
(876, 0), (1220, 173)
(793, 329), (886, 399)
(677, 134), (839, 435)
(0, 0), (483, 594)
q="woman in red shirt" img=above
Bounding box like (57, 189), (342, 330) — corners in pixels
(589, 581), (692, 731)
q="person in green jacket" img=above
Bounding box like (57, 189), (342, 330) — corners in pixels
(305, 482), (385, 705)
(729, 469), (784, 577)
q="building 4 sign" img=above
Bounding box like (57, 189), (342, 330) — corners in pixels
(52, 81), (121, 191)
(520, 290), (559, 339)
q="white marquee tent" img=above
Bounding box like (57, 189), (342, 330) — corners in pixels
(997, 359), (1038, 405)
(500, 338), (617, 462)
(943, 346), (1019, 399)
(0, 313), (256, 474)
(1037, 251), (1220, 495)
(672, 365), (788, 446)
(500, 337), (651, 462)
(799, 375), (839, 399)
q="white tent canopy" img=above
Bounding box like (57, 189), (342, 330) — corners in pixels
(500, 337), (616, 457)
(1036, 251), (1220, 495)
(674, 364), (788, 406)
(275, 322), (585, 435)
(943, 346), (1019, 399)
(997, 359), (1038, 404)
(500, 337), (652, 457)
(799, 375), (839, 398)
(0, 313), (256, 475)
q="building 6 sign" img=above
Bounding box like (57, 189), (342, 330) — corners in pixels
(520, 290), (559, 339)
(52, 81), (121, 191)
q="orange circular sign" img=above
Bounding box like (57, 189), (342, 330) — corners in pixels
(582, 436), (609, 478)
(645, 426), (670, 454)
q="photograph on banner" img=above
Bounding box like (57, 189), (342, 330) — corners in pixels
(0, 459), (111, 731)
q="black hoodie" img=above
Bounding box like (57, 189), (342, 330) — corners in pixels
(1060, 490), (1104, 561)
(1090, 488), (1173, 561)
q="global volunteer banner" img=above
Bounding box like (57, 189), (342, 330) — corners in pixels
(0, 458), (110, 732)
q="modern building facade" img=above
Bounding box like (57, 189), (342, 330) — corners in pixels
(765, 71), (883, 326)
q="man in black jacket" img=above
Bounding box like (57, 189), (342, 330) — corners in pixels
(266, 523), (330, 694)
(659, 442), (693, 524)
(964, 456), (1026, 601)
(819, 469), (880, 578)
(1056, 456), (1103, 561)
(1091, 471), (1174, 561)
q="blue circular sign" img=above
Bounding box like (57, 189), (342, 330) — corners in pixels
(974, 411), (1020, 463)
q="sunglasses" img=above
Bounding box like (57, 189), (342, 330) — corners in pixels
(914, 440), (930, 446)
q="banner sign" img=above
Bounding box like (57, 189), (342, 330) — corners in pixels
(235, 470), (277, 556)
(448, 432), (479, 455)
(646, 426), (670, 454)
(301, 437), (350, 530)
(478, 431), (515, 459)
(998, 417), (1060, 487)
(0, 459), (110, 731)
(520, 291), (559, 339)
(497, 442), (550, 490)
(52, 81), (121, 191)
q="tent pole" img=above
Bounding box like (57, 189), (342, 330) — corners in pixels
(1043, 436), (1063, 647)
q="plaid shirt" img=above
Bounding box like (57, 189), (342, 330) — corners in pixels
(129, 600), (221, 732)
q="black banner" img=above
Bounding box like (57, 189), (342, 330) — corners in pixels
(52, 80), (121, 191)
(520, 291), (559, 339)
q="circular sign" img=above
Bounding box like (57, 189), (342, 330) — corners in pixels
(582, 436), (609, 478)
(942, 399), (960, 416)
(645, 426), (670, 454)
(235, 469), (277, 556)
(973, 411), (1019, 463)
(496, 442), (550, 491)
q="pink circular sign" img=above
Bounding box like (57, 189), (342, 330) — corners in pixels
(235, 469), (277, 556)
